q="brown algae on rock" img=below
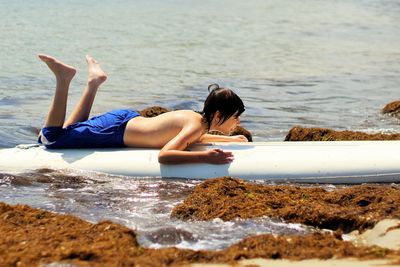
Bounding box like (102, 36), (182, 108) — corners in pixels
(1, 201), (400, 266)
(285, 126), (400, 141)
(382, 100), (400, 118)
(171, 177), (400, 233)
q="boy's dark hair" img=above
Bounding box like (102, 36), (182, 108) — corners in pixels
(202, 84), (245, 129)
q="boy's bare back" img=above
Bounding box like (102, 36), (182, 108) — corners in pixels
(123, 110), (204, 149)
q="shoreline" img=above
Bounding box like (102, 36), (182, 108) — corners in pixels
(1, 178), (400, 266)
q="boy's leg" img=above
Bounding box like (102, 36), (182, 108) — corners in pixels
(63, 55), (107, 128)
(39, 54), (77, 128)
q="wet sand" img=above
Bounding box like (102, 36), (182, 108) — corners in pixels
(1, 178), (400, 266)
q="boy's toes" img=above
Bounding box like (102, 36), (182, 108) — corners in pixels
(86, 55), (97, 64)
(38, 54), (54, 62)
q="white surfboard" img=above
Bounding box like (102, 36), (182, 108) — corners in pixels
(1, 141), (400, 183)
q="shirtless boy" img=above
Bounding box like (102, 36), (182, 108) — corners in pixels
(38, 55), (247, 165)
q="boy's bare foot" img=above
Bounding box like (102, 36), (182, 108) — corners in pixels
(38, 54), (76, 82)
(86, 55), (107, 86)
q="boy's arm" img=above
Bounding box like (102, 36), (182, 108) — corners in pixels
(158, 127), (234, 164)
(198, 134), (248, 143)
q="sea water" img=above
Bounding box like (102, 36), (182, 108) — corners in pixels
(0, 0), (399, 249)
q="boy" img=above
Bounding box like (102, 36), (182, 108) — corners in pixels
(38, 55), (247, 164)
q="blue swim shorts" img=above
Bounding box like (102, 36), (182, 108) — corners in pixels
(38, 109), (140, 149)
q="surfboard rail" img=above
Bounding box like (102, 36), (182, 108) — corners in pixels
(1, 141), (400, 183)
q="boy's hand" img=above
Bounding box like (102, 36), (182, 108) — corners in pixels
(230, 135), (248, 142)
(206, 148), (234, 164)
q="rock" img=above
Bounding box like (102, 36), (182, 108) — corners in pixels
(382, 100), (400, 118)
(284, 126), (400, 141)
(139, 106), (170, 117)
(144, 227), (196, 245)
(230, 126), (253, 142)
(349, 219), (400, 250)
(171, 177), (400, 233)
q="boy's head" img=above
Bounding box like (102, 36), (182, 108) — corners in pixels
(202, 84), (245, 133)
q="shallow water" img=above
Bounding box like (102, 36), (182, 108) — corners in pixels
(0, 170), (314, 250)
(0, 0), (400, 250)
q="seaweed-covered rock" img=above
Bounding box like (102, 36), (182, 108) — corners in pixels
(285, 126), (400, 141)
(231, 126), (253, 142)
(171, 177), (400, 233)
(139, 106), (170, 117)
(1, 197), (399, 266)
(382, 100), (400, 118)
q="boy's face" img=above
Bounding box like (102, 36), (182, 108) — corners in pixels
(219, 114), (240, 134)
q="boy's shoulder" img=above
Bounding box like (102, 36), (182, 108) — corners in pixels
(168, 109), (202, 118)
(170, 110), (204, 128)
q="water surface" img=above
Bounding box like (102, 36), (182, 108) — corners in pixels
(0, 0), (399, 250)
